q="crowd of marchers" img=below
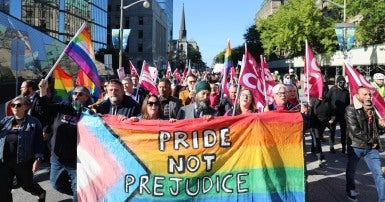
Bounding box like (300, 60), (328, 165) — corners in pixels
(0, 68), (385, 202)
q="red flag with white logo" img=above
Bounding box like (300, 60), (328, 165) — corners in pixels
(139, 60), (159, 96)
(238, 49), (265, 112)
(129, 60), (138, 77)
(344, 61), (385, 118)
(304, 41), (323, 100)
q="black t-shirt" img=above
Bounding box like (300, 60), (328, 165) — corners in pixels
(4, 120), (21, 161)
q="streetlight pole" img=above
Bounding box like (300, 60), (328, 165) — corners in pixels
(317, 0), (349, 76)
(119, 0), (150, 68)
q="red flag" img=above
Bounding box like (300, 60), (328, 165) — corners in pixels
(238, 49), (265, 112)
(139, 60), (159, 96)
(260, 55), (275, 105)
(172, 68), (181, 83)
(129, 60), (138, 77)
(304, 41), (323, 99)
(5, 99), (12, 116)
(344, 61), (385, 118)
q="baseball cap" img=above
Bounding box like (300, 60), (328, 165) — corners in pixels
(373, 73), (385, 80)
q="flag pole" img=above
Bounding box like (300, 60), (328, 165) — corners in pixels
(260, 55), (268, 105)
(305, 40), (310, 103)
(232, 44), (247, 116)
(44, 22), (87, 80)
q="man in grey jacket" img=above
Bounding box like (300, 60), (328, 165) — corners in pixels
(176, 80), (218, 120)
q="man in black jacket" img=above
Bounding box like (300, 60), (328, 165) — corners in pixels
(326, 76), (350, 154)
(345, 87), (385, 201)
(38, 79), (94, 201)
(94, 79), (140, 120)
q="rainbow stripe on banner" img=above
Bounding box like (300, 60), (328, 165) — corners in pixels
(65, 23), (101, 98)
(77, 111), (305, 201)
(53, 66), (73, 101)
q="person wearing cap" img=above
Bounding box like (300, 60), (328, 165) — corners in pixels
(176, 80), (218, 120)
(326, 75), (350, 154)
(372, 73), (385, 98)
(345, 86), (385, 201)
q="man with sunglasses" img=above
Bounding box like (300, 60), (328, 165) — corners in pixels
(37, 79), (94, 201)
(326, 75), (350, 154)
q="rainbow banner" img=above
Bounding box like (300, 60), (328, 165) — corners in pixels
(53, 65), (73, 101)
(77, 111), (305, 201)
(65, 23), (101, 99)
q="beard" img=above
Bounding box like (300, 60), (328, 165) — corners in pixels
(110, 96), (119, 104)
(196, 100), (210, 116)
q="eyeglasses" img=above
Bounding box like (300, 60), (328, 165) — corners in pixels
(276, 92), (287, 96)
(240, 93), (251, 99)
(73, 91), (85, 97)
(147, 101), (159, 107)
(11, 103), (23, 108)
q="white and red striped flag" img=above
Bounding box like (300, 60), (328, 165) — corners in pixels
(129, 60), (138, 77)
(304, 40), (323, 100)
(139, 60), (159, 95)
(166, 62), (172, 77)
(344, 61), (385, 118)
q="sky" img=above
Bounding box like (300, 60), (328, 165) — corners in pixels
(173, 0), (264, 67)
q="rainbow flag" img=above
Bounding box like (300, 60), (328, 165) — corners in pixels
(222, 40), (233, 97)
(77, 111), (305, 201)
(65, 23), (101, 98)
(53, 66), (74, 101)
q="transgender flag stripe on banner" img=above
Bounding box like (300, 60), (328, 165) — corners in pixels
(77, 114), (148, 201)
(78, 111), (305, 201)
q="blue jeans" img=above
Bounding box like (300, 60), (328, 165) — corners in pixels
(50, 156), (77, 202)
(346, 147), (385, 201)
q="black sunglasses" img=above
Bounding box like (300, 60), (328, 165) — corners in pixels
(73, 91), (85, 97)
(147, 101), (159, 106)
(11, 103), (23, 108)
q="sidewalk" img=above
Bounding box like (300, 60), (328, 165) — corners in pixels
(305, 131), (384, 201)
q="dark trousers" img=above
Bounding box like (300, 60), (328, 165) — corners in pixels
(310, 119), (327, 159)
(0, 159), (44, 202)
(329, 115), (347, 150)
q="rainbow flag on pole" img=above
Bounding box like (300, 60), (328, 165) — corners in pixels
(65, 23), (101, 98)
(77, 111), (305, 201)
(53, 65), (74, 101)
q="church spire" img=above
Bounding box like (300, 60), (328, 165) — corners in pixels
(179, 4), (186, 41)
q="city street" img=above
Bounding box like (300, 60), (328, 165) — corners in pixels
(11, 129), (385, 201)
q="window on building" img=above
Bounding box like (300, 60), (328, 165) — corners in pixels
(138, 16), (143, 25)
(138, 30), (143, 39)
(138, 43), (143, 52)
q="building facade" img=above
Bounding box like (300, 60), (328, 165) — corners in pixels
(108, 0), (169, 70)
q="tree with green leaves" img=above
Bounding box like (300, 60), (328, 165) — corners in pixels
(257, 0), (336, 58)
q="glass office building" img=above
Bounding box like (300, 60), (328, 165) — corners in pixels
(0, 0), (108, 103)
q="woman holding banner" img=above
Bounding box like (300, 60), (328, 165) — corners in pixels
(224, 88), (257, 116)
